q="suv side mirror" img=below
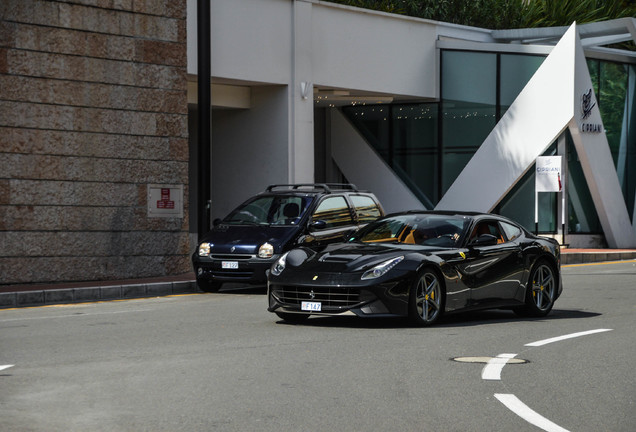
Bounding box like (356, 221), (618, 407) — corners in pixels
(469, 233), (498, 247)
(212, 218), (223, 227)
(310, 220), (327, 230)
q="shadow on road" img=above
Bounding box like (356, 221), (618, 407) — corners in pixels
(273, 308), (601, 329)
(205, 283), (267, 295)
(437, 308), (601, 328)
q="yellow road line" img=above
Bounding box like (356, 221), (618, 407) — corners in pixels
(0, 293), (203, 312)
(563, 259), (636, 268)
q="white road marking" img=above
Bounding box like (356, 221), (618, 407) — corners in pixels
(495, 394), (570, 432)
(0, 365), (15, 372)
(481, 353), (517, 380)
(491, 328), (614, 431)
(525, 329), (613, 347)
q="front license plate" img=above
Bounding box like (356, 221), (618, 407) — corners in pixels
(221, 261), (239, 269)
(301, 301), (321, 312)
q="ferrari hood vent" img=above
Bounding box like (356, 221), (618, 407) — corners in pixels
(319, 253), (362, 263)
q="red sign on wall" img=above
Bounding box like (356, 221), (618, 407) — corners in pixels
(157, 188), (175, 209)
(147, 185), (183, 218)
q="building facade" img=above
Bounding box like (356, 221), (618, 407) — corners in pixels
(186, 0), (636, 249)
(2, 0), (635, 286)
(1, 0), (190, 285)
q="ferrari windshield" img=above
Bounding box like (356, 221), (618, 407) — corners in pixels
(224, 195), (314, 225)
(352, 213), (471, 247)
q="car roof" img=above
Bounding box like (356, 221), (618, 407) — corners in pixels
(263, 183), (375, 196)
(385, 210), (517, 223)
(387, 210), (482, 217)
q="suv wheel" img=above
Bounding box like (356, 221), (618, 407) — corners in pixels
(197, 278), (222, 293)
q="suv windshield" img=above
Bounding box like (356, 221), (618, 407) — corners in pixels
(352, 214), (471, 247)
(224, 195), (314, 226)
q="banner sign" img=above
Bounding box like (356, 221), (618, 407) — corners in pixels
(535, 156), (562, 193)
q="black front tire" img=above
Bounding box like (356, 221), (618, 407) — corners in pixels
(408, 267), (445, 327)
(516, 259), (557, 317)
(197, 278), (222, 293)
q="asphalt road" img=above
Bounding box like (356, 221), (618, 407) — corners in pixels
(1, 261), (635, 432)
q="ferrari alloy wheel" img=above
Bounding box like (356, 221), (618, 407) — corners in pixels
(409, 268), (445, 326)
(517, 259), (557, 317)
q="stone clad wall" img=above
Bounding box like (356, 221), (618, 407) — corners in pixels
(0, 0), (190, 285)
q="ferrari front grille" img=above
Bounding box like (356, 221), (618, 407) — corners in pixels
(272, 285), (361, 309)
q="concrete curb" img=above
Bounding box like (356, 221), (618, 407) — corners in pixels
(0, 280), (198, 309)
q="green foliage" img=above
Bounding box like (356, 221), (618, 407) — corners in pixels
(397, 0), (528, 29)
(325, 0), (636, 30)
(522, 0), (636, 27)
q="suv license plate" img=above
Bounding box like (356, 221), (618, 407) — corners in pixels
(301, 301), (321, 312)
(221, 261), (239, 269)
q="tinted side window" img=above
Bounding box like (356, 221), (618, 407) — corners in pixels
(500, 221), (522, 241)
(470, 220), (505, 243)
(350, 195), (382, 223)
(312, 196), (353, 228)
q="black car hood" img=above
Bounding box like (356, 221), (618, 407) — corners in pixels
(293, 242), (442, 273)
(199, 224), (299, 254)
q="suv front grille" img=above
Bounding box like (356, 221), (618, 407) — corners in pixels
(272, 285), (361, 309)
(211, 254), (253, 260)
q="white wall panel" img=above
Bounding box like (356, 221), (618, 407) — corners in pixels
(188, 0), (293, 84)
(310, 4), (438, 98)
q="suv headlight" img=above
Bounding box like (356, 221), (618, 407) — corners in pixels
(198, 242), (212, 257)
(259, 242), (274, 258)
(361, 256), (404, 280)
(271, 252), (289, 276)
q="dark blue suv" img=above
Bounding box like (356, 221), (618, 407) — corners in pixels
(192, 184), (384, 292)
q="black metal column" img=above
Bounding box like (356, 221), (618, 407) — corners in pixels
(197, 0), (211, 238)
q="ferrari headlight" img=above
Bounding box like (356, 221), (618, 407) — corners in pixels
(271, 252), (289, 276)
(198, 242), (212, 257)
(259, 242), (274, 258)
(361, 256), (404, 280)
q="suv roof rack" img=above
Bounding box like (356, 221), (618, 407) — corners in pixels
(265, 183), (359, 193)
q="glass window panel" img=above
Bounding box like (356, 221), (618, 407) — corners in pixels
(597, 61), (635, 221)
(599, 61), (628, 166)
(441, 51), (497, 196)
(567, 138), (602, 233)
(392, 104), (438, 206)
(442, 51), (496, 105)
(500, 222), (522, 241)
(440, 151), (475, 195)
(312, 196), (353, 228)
(342, 105), (390, 161)
(587, 59), (600, 95)
(500, 54), (545, 114)
(626, 65), (636, 220)
(350, 195), (382, 223)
